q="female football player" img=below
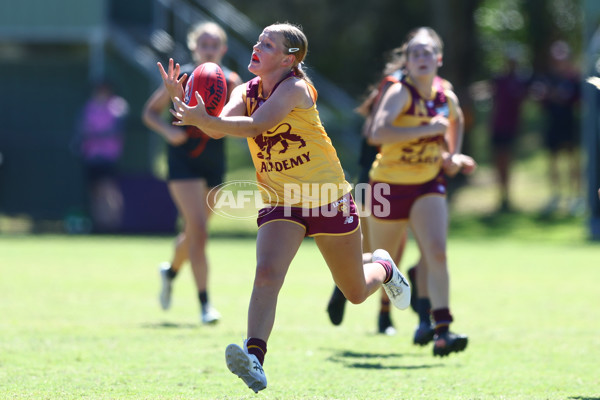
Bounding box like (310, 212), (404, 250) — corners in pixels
(158, 22), (411, 392)
(367, 27), (472, 357)
(143, 22), (242, 324)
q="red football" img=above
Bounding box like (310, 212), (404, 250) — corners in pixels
(184, 62), (227, 116)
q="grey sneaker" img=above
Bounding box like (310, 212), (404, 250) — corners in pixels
(225, 342), (267, 393)
(201, 305), (221, 324)
(158, 262), (172, 310)
(373, 249), (411, 310)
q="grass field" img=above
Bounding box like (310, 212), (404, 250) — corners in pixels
(1, 227), (599, 399)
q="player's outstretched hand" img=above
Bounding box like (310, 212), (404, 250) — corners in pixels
(158, 58), (186, 102)
(171, 92), (209, 128)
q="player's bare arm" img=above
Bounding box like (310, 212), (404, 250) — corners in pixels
(171, 77), (308, 139)
(142, 85), (188, 146)
(370, 83), (448, 145)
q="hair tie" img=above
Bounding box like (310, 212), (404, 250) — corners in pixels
(288, 47), (299, 53)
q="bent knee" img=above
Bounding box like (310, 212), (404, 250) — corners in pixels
(344, 289), (368, 305)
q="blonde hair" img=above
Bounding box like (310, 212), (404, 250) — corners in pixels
(385, 27), (443, 75)
(356, 27), (443, 115)
(264, 22), (311, 83)
(187, 21), (228, 51)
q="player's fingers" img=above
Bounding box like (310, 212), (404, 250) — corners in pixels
(177, 73), (188, 86)
(169, 108), (183, 121)
(157, 62), (167, 79)
(195, 91), (205, 105)
(173, 96), (186, 109)
(167, 58), (175, 76)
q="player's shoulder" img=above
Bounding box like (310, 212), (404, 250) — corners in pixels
(279, 74), (309, 91)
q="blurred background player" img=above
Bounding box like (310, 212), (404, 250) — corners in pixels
(488, 55), (529, 212)
(327, 51), (475, 339)
(142, 21), (242, 324)
(367, 27), (472, 356)
(74, 80), (129, 232)
(531, 40), (582, 215)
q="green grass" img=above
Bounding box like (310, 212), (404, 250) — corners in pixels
(1, 232), (599, 399)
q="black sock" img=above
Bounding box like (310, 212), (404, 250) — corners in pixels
(417, 298), (432, 325)
(199, 291), (208, 307)
(331, 286), (345, 301)
(167, 266), (177, 279)
(380, 298), (391, 313)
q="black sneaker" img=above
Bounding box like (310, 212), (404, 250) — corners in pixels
(407, 265), (418, 313)
(326, 286), (347, 326)
(377, 312), (396, 335)
(413, 322), (435, 346)
(433, 331), (468, 357)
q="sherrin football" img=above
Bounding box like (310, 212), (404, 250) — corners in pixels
(184, 62), (227, 116)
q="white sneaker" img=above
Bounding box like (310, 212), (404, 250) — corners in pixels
(158, 262), (172, 310)
(373, 249), (411, 310)
(225, 342), (267, 393)
(201, 305), (221, 324)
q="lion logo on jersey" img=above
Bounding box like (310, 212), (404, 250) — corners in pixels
(254, 123), (306, 160)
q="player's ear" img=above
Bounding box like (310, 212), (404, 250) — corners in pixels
(282, 54), (295, 67)
(437, 55), (443, 67)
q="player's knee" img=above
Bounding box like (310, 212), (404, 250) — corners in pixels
(344, 289), (368, 305)
(254, 262), (286, 289)
(185, 219), (208, 240)
(428, 246), (447, 266)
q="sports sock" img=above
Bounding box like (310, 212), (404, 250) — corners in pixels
(380, 298), (391, 313)
(432, 308), (453, 335)
(331, 286), (345, 301)
(375, 260), (394, 283)
(199, 291), (208, 308)
(166, 266), (177, 279)
(246, 338), (267, 365)
(416, 298), (431, 325)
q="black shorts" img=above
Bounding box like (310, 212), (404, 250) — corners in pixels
(167, 137), (225, 187)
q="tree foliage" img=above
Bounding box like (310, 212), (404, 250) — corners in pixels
(226, 0), (582, 99)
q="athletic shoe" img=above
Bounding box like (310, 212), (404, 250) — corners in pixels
(326, 286), (347, 326)
(201, 305), (221, 324)
(377, 312), (396, 336)
(225, 342), (267, 393)
(373, 249), (411, 310)
(433, 331), (468, 357)
(413, 322), (435, 346)
(407, 265), (418, 313)
(158, 262), (173, 310)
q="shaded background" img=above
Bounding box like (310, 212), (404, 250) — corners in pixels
(0, 0), (599, 237)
